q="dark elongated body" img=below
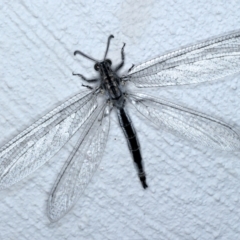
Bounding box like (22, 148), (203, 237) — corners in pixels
(76, 42), (148, 188)
(117, 108), (147, 188)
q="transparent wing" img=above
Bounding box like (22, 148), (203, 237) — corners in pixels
(127, 92), (240, 150)
(127, 30), (240, 87)
(0, 89), (101, 189)
(47, 103), (110, 222)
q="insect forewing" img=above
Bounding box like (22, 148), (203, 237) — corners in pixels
(127, 92), (240, 150)
(0, 90), (99, 189)
(127, 30), (240, 87)
(48, 103), (110, 222)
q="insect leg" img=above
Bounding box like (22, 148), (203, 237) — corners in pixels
(114, 43), (126, 72)
(128, 64), (135, 73)
(81, 84), (94, 90)
(72, 72), (99, 82)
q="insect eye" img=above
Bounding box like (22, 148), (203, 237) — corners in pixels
(94, 63), (99, 71)
(105, 59), (112, 66)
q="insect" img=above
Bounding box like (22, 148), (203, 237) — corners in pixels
(1, 30), (240, 222)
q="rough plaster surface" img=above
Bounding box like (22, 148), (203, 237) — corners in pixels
(1, 1), (240, 239)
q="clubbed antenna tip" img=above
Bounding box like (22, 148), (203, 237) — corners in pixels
(73, 50), (98, 63)
(103, 35), (114, 60)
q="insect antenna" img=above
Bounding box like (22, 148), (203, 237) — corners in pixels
(103, 35), (114, 60)
(74, 50), (98, 63)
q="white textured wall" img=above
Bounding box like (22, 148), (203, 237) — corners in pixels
(1, 1), (240, 239)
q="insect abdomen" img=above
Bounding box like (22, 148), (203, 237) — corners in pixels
(117, 108), (148, 189)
